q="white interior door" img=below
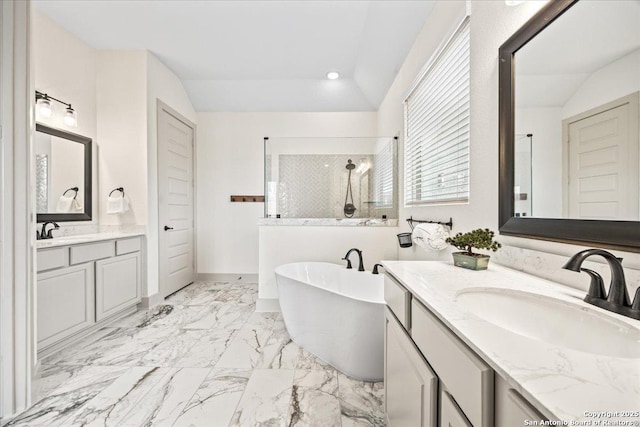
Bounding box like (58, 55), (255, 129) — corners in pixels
(158, 104), (195, 297)
(566, 97), (639, 220)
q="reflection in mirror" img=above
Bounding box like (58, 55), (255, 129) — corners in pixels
(35, 123), (92, 222)
(35, 131), (85, 213)
(514, 0), (640, 220)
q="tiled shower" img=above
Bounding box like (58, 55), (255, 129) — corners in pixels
(264, 137), (398, 219)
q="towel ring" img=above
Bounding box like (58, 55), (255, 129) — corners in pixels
(109, 187), (125, 197)
(63, 187), (79, 199)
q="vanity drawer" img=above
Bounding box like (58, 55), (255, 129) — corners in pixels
(384, 274), (411, 328)
(411, 299), (494, 427)
(116, 237), (141, 255)
(37, 247), (68, 272)
(70, 241), (115, 265)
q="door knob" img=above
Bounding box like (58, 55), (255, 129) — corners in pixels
(164, 225), (174, 231)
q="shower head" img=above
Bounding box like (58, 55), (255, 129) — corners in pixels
(346, 159), (356, 170)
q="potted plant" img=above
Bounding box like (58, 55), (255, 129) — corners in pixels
(446, 228), (501, 270)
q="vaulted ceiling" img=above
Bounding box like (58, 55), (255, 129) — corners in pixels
(34, 1), (435, 112)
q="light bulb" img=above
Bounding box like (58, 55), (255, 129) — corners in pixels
(63, 106), (77, 127)
(37, 97), (53, 118)
(326, 71), (340, 80)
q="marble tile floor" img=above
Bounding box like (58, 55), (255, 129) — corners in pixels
(4, 281), (385, 427)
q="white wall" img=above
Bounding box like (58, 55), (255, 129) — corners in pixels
(97, 50), (198, 297)
(33, 9), (98, 229)
(96, 51), (147, 228)
(471, 1), (639, 289)
(33, 9), (96, 140)
(377, 0), (469, 262)
(145, 52), (197, 296)
(196, 112), (378, 275)
(34, 10), (198, 300)
(377, 0), (640, 294)
(378, 0), (544, 259)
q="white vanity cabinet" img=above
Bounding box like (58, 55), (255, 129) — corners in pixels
(384, 272), (544, 427)
(37, 262), (95, 349)
(96, 252), (141, 321)
(385, 308), (438, 427)
(36, 236), (143, 354)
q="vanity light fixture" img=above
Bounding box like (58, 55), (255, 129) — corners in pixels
(35, 90), (78, 126)
(36, 95), (53, 118)
(63, 106), (78, 127)
(326, 71), (340, 80)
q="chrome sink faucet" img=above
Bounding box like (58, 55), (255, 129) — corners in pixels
(342, 248), (365, 272)
(562, 248), (640, 320)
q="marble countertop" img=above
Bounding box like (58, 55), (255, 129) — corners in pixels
(381, 260), (640, 423)
(258, 218), (399, 227)
(36, 231), (145, 249)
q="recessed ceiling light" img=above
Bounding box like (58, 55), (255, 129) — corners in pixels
(326, 71), (340, 80)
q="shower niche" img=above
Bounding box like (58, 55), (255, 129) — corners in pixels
(264, 137), (398, 219)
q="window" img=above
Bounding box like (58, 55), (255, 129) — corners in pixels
(373, 138), (395, 208)
(404, 18), (470, 205)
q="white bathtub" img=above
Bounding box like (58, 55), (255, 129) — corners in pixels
(275, 262), (385, 381)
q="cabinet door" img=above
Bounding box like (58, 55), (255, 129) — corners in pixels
(96, 252), (141, 321)
(37, 262), (95, 349)
(495, 375), (547, 426)
(441, 391), (472, 427)
(385, 309), (438, 427)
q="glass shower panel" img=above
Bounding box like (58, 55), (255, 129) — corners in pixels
(264, 137), (397, 219)
(514, 134), (533, 217)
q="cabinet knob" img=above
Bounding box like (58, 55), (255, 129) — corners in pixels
(164, 225), (174, 231)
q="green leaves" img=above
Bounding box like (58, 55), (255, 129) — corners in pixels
(446, 228), (502, 255)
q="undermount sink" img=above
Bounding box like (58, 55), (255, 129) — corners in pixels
(455, 288), (640, 359)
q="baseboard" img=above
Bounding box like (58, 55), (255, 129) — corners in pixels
(197, 273), (259, 283)
(256, 298), (280, 312)
(140, 292), (164, 309)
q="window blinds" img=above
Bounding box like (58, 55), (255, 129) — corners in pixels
(373, 139), (394, 208)
(404, 18), (470, 205)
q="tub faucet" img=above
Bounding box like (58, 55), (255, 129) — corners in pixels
(562, 248), (640, 320)
(39, 221), (59, 240)
(342, 248), (364, 271)
(372, 264), (384, 274)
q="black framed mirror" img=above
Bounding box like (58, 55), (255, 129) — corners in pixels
(499, 0), (640, 252)
(35, 123), (92, 222)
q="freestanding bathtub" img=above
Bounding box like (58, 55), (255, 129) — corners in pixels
(275, 262), (385, 381)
